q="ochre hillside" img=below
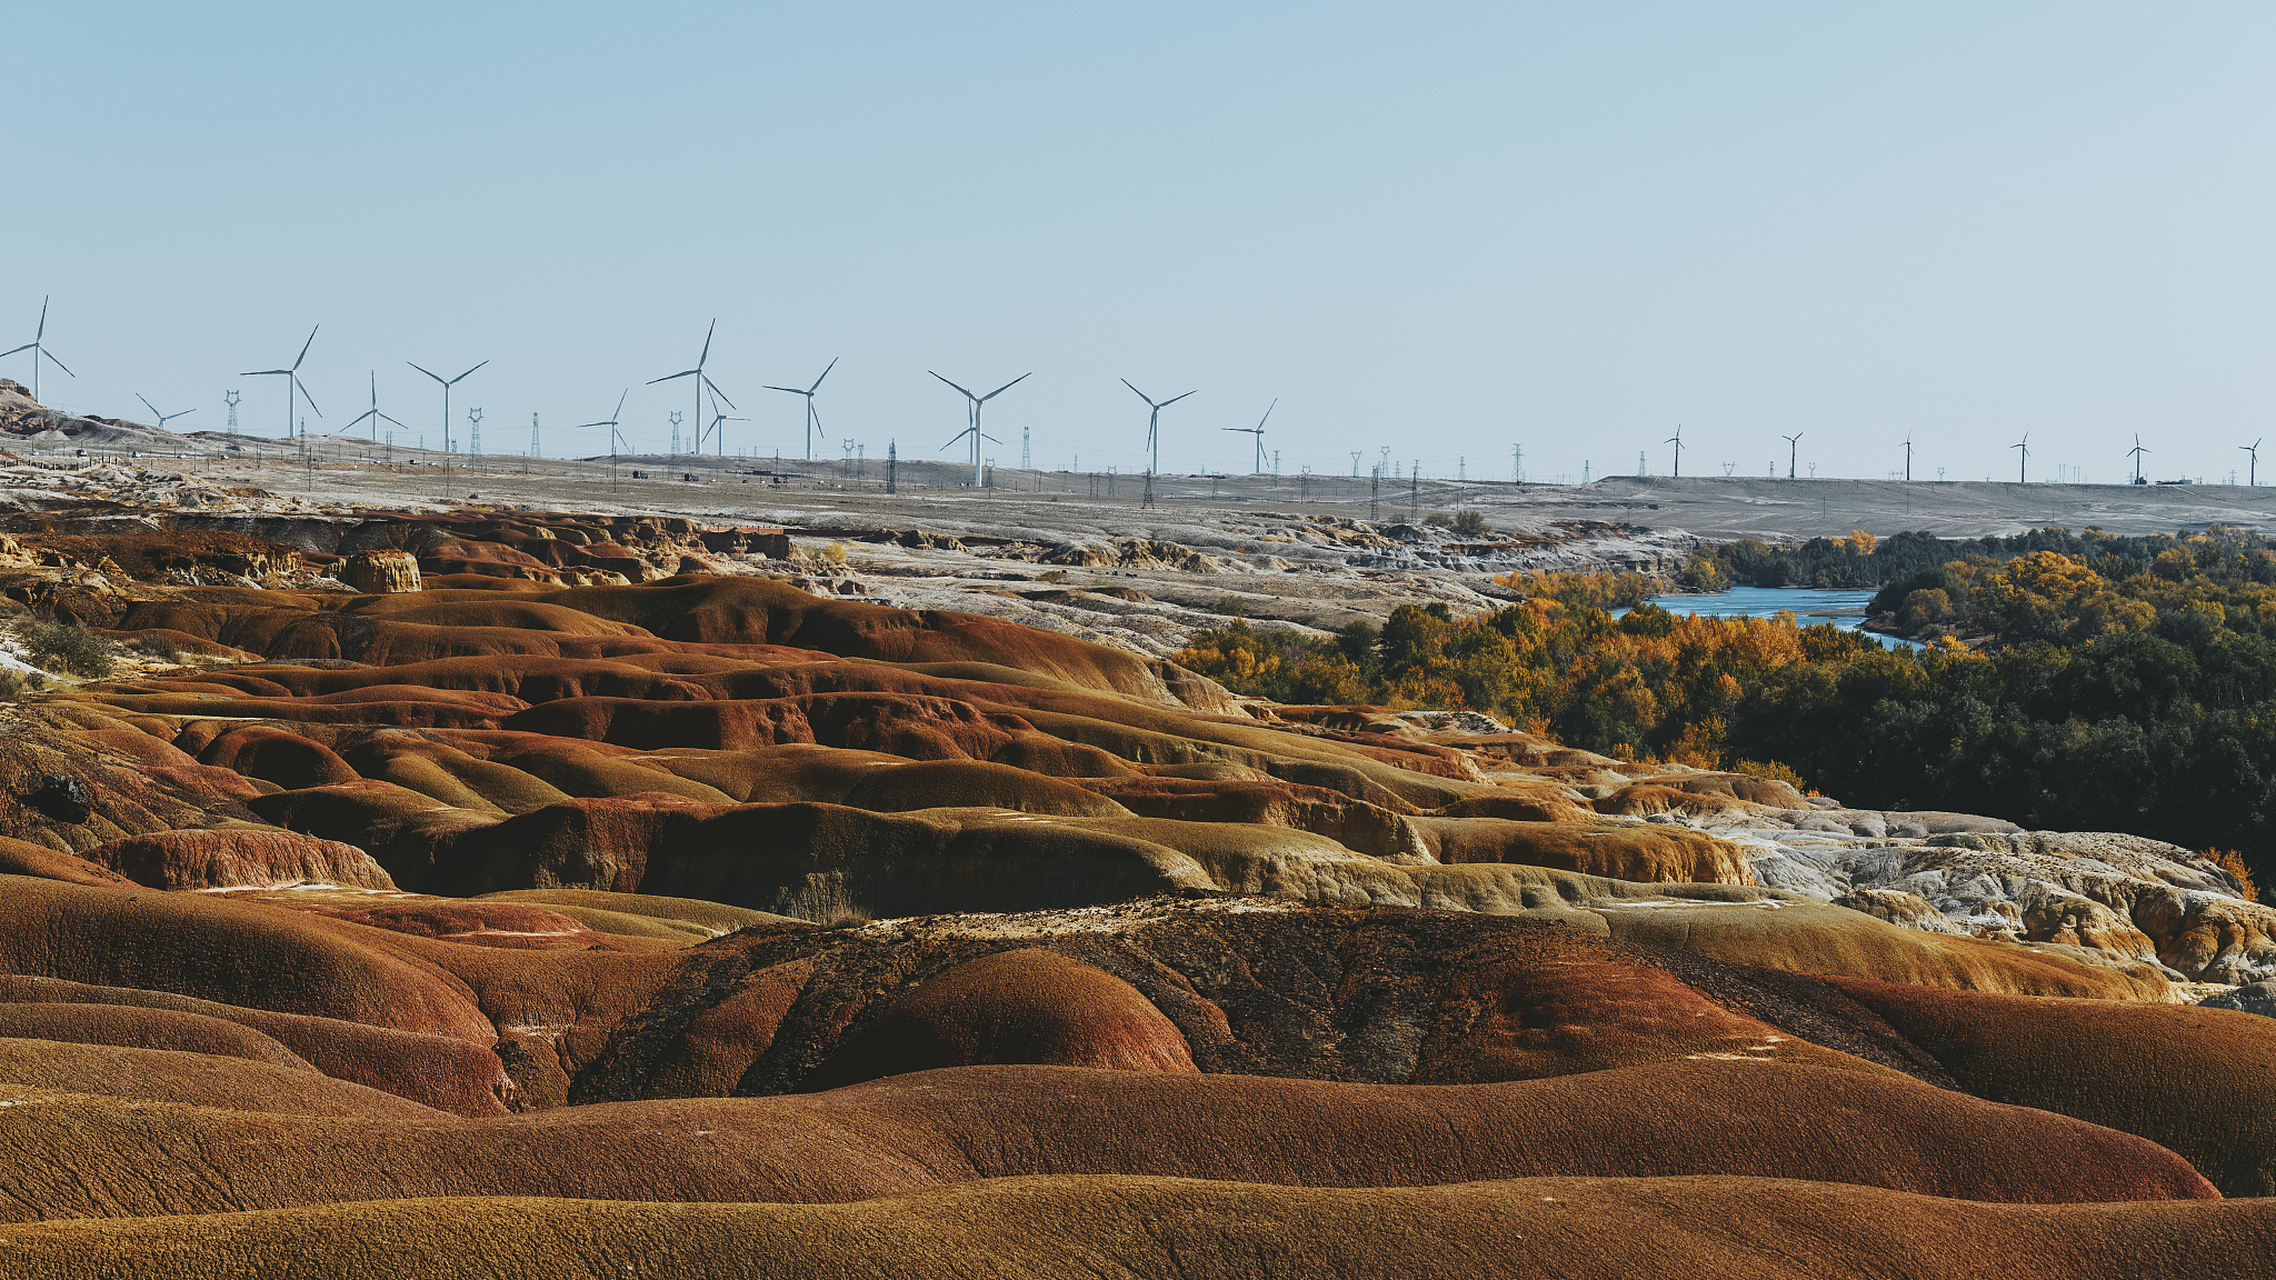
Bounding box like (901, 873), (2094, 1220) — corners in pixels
(0, 507), (2265, 1274)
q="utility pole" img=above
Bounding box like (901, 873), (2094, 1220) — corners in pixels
(1350, 451), (1361, 478)
(1021, 424), (1030, 472)
(528, 412), (540, 473)
(225, 390), (240, 433)
(468, 407), (482, 463)
(1410, 460), (1419, 522)
(1512, 443), (1521, 483)
(887, 440), (898, 494)
(1369, 465), (1380, 522)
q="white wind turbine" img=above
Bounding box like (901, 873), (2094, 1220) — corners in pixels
(2, 297), (74, 403)
(342, 372), (406, 440)
(932, 371), (1029, 487)
(764, 357), (838, 462)
(406, 357), (486, 454)
(649, 320), (736, 457)
(243, 326), (323, 438)
(1223, 399), (1273, 474)
(134, 394), (196, 432)
(576, 389), (633, 492)
(1121, 379), (1196, 510)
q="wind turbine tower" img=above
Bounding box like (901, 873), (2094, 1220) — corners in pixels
(1665, 426), (1684, 478)
(134, 394), (196, 433)
(763, 358), (837, 461)
(341, 373), (404, 440)
(407, 357), (485, 453)
(1782, 432), (1803, 479)
(1121, 379), (1196, 511)
(701, 408), (746, 454)
(2012, 433), (2029, 483)
(931, 371), (1029, 487)
(574, 390), (633, 493)
(2129, 434), (2150, 485)
(2, 297), (75, 403)
(243, 327), (323, 438)
(649, 320), (735, 457)
(1903, 433), (1913, 482)
(1223, 400), (1273, 474)
(2243, 438), (2261, 487)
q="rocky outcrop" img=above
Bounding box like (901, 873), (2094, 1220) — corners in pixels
(338, 549), (420, 593)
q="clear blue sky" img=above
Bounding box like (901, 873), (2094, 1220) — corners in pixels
(12, 2), (2274, 484)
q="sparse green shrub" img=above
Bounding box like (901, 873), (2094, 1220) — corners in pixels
(1450, 510), (1492, 538)
(822, 542), (848, 565)
(1214, 596), (1247, 618)
(1422, 511), (1452, 528)
(9, 617), (122, 679)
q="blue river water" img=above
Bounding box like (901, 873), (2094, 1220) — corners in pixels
(1618, 586), (1921, 649)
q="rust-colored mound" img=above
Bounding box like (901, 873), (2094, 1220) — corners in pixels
(1414, 815), (1757, 883)
(0, 834), (135, 887)
(1821, 975), (2276, 1197)
(808, 949), (1198, 1087)
(7, 1178), (2269, 1280)
(294, 900), (673, 953)
(0, 1040), (449, 1119)
(0, 1062), (2215, 1222)
(0, 876), (497, 1042)
(0, 974), (510, 1117)
(0, 1003), (312, 1070)
(81, 828), (394, 890)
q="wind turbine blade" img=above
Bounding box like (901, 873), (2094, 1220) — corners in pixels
(41, 350), (74, 377)
(611, 390), (628, 423)
(137, 394), (161, 419)
(930, 372), (978, 400)
(378, 412), (405, 428)
(35, 297), (48, 341)
(0, 343), (32, 359)
(810, 357), (838, 393)
(346, 410), (377, 428)
(698, 319), (716, 369)
(168, 409), (197, 421)
(1160, 389), (1197, 408)
(296, 380), (323, 417)
(407, 361), (445, 384)
(1120, 379), (1151, 405)
(449, 360), (488, 385)
(980, 373), (1030, 400)
(648, 369), (699, 385)
(762, 386), (806, 395)
(1258, 399), (1276, 429)
(702, 374), (736, 410)
(243, 369), (290, 377)
(292, 326), (319, 371)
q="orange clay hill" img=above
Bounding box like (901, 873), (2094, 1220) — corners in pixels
(0, 506), (2268, 1276)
